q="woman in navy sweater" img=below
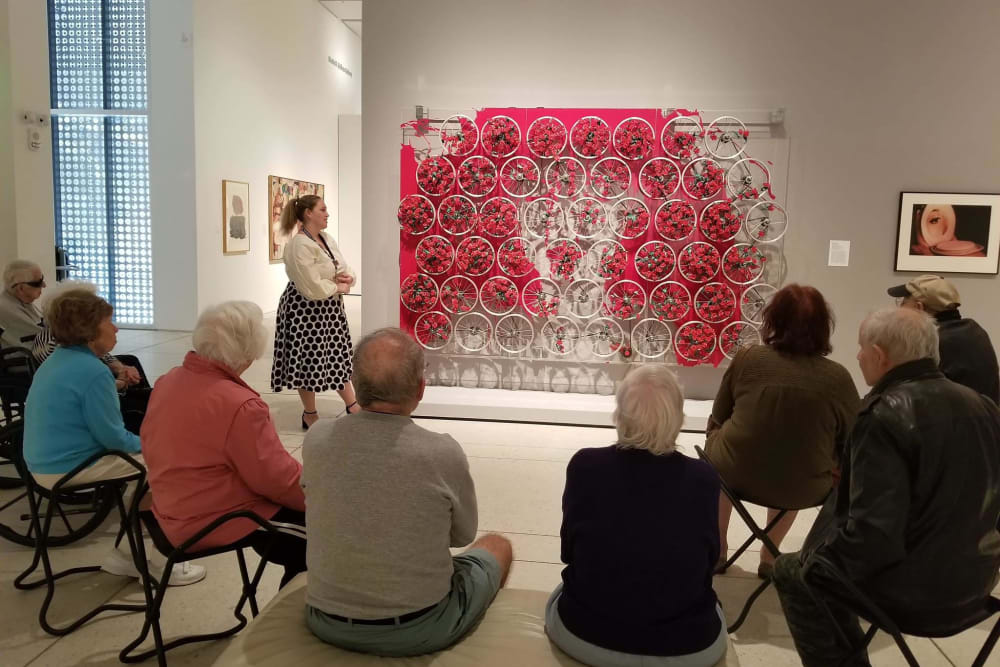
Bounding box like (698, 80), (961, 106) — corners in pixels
(546, 365), (726, 667)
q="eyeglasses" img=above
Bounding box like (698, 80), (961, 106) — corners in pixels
(14, 278), (45, 289)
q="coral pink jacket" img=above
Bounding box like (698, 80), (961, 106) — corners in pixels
(141, 352), (305, 548)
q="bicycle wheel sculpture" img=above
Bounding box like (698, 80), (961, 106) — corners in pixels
(497, 236), (537, 277)
(416, 156), (456, 196)
(744, 201), (788, 243)
(694, 282), (737, 323)
(586, 239), (627, 281)
(609, 198), (650, 240)
(660, 115), (703, 161)
(415, 235), (455, 275)
(675, 321), (717, 363)
(699, 201), (742, 243)
(720, 321), (761, 359)
(603, 280), (646, 321)
(638, 158), (680, 199)
(398, 194), (435, 236)
(613, 117), (655, 161)
(480, 115), (521, 158)
(590, 157), (631, 199)
(541, 317), (580, 355)
(458, 156), (497, 198)
(581, 318), (625, 358)
(414, 311), (453, 350)
(480, 275), (520, 316)
(500, 156), (540, 198)
(634, 241), (676, 282)
(726, 158), (771, 201)
(439, 275), (478, 314)
(454, 312), (493, 352)
(739, 283), (777, 324)
(440, 114), (479, 157)
(438, 195), (478, 236)
(570, 116), (610, 158)
(564, 279), (604, 319)
(677, 242), (721, 283)
(454, 236), (495, 276)
(681, 157), (726, 200)
(526, 116), (567, 159)
(522, 277), (562, 317)
(654, 200), (696, 241)
(704, 115), (749, 160)
(478, 197), (519, 238)
(545, 157), (587, 199)
(546, 239), (584, 281)
(400, 273), (439, 313)
(633, 317), (673, 358)
(495, 313), (534, 354)
(649, 281), (692, 322)
(568, 198), (607, 239)
(523, 197), (566, 240)
(721, 243), (767, 284)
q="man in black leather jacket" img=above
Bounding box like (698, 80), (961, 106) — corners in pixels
(888, 274), (999, 404)
(772, 307), (1000, 667)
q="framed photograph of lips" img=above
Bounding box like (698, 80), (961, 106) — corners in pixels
(895, 192), (1000, 274)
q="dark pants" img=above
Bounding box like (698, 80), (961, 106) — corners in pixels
(773, 553), (871, 667)
(115, 355), (152, 435)
(247, 507), (306, 588)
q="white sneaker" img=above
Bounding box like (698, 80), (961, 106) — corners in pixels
(100, 547), (206, 586)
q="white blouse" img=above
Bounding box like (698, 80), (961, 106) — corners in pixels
(283, 231), (356, 301)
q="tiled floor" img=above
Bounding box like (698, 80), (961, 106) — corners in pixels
(2, 319), (998, 666)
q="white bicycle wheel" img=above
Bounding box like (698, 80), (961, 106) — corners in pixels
(522, 277), (562, 317)
(675, 321), (717, 363)
(739, 283), (777, 324)
(479, 275), (519, 316)
(581, 318), (625, 358)
(437, 194), (478, 236)
(569, 115), (611, 159)
(544, 157), (587, 199)
(413, 311), (452, 350)
(633, 317), (673, 358)
(654, 199), (696, 241)
(704, 115), (748, 160)
(720, 320), (761, 360)
(603, 280), (647, 321)
(613, 116), (655, 161)
(721, 243), (767, 285)
(494, 313), (535, 354)
(454, 312), (493, 352)
(590, 157), (632, 199)
(414, 235), (455, 275)
(454, 236), (495, 276)
(439, 275), (479, 314)
(609, 198), (650, 240)
(416, 156), (456, 197)
(586, 239), (628, 281)
(397, 194), (436, 236)
(677, 241), (721, 283)
(568, 197), (608, 239)
(699, 200), (742, 243)
(497, 236), (537, 277)
(545, 239), (584, 281)
(480, 115), (521, 158)
(638, 158), (680, 199)
(399, 273), (439, 313)
(564, 278), (604, 319)
(522, 197), (566, 240)
(660, 114), (704, 161)
(457, 156), (498, 198)
(526, 116), (567, 159)
(648, 281), (692, 322)
(439, 114), (479, 157)
(499, 156), (540, 198)
(634, 240), (677, 282)
(680, 158), (726, 201)
(478, 196), (519, 238)
(541, 316), (580, 356)
(694, 282), (737, 323)
(744, 201), (788, 243)
(726, 158), (771, 201)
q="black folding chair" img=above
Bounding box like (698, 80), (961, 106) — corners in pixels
(695, 444), (826, 632)
(803, 554), (1000, 667)
(13, 450), (148, 635)
(120, 490), (278, 667)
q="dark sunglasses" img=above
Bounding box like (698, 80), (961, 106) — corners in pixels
(15, 278), (45, 288)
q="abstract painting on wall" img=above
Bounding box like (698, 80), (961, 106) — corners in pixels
(268, 175), (325, 263)
(222, 180), (250, 255)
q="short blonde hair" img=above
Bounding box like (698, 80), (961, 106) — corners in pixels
(613, 365), (684, 456)
(192, 301), (269, 370)
(861, 306), (939, 365)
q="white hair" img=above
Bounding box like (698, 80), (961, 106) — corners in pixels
(3, 259), (40, 291)
(861, 306), (939, 365)
(39, 280), (98, 316)
(613, 365), (684, 456)
(192, 301), (269, 371)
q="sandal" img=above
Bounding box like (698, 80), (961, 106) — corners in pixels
(301, 410), (318, 430)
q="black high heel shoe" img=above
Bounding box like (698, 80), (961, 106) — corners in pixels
(301, 410), (318, 430)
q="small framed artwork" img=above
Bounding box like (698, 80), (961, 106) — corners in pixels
(895, 192), (1000, 274)
(268, 175), (326, 263)
(222, 180), (250, 255)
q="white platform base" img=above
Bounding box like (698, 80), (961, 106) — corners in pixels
(414, 386), (712, 431)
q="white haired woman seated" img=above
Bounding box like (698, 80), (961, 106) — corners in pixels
(546, 365), (727, 667)
(140, 301), (307, 587)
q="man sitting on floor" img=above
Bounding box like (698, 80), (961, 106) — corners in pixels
(773, 307), (1000, 667)
(302, 327), (512, 657)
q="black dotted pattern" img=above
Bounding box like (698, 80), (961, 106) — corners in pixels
(270, 282), (353, 393)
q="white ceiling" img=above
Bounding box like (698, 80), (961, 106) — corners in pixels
(319, 1), (362, 37)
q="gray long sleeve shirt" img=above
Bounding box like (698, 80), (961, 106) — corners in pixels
(302, 411), (478, 618)
(0, 291), (42, 349)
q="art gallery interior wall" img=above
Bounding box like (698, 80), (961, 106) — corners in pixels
(362, 0), (1000, 392)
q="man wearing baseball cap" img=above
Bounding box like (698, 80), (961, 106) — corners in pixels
(887, 275), (998, 403)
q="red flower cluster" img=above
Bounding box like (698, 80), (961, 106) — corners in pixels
(397, 194), (435, 235)
(547, 240), (584, 281)
(604, 281), (646, 320)
(458, 156), (497, 197)
(438, 195), (477, 235)
(695, 282), (736, 323)
(655, 200), (696, 240)
(439, 277), (477, 313)
(683, 158), (725, 199)
(678, 242), (721, 283)
(498, 237), (536, 277)
(570, 198), (607, 238)
(545, 157), (586, 198)
(649, 281), (691, 321)
(596, 243), (627, 280)
(722, 244), (766, 283)
(400, 273), (439, 313)
(612, 199), (649, 239)
(570, 116), (610, 158)
(455, 236), (495, 276)
(639, 158), (680, 199)
(527, 116), (567, 158)
(720, 321), (756, 358)
(635, 241), (676, 281)
(590, 157), (631, 198)
(481, 276), (519, 313)
(500, 157), (539, 197)
(414, 311), (451, 348)
(441, 115), (478, 156)
(613, 118), (654, 160)
(675, 321), (716, 363)
(479, 197), (518, 238)
(415, 235), (455, 275)
(661, 120), (702, 161)
(481, 116), (520, 157)
(416, 156), (455, 196)
(700, 201), (741, 242)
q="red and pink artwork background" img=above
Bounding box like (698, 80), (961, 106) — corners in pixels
(398, 107), (784, 367)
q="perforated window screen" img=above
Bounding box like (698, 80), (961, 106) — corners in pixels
(48, 0), (153, 325)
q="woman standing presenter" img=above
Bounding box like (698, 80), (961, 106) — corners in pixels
(271, 195), (360, 428)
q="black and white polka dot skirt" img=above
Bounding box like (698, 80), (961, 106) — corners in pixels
(270, 282), (353, 393)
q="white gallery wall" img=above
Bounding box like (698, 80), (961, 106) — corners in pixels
(192, 0), (361, 317)
(362, 0), (1000, 392)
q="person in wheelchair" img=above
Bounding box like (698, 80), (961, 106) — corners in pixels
(22, 288), (205, 586)
(773, 307), (1000, 667)
(140, 301), (307, 588)
(0, 259), (45, 349)
(705, 284), (859, 578)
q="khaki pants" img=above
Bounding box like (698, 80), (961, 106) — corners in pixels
(32, 453), (145, 490)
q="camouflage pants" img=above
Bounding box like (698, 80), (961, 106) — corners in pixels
(772, 553), (872, 667)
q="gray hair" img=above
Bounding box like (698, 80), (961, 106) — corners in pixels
(40, 280), (98, 315)
(192, 301), (269, 370)
(613, 365), (684, 456)
(3, 260), (40, 291)
(860, 306), (939, 365)
(353, 327), (424, 407)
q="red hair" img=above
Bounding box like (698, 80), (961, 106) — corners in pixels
(761, 284), (833, 356)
